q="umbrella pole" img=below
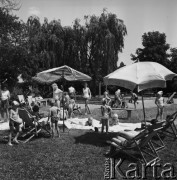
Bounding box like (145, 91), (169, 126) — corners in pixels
(141, 94), (146, 128)
(62, 70), (65, 132)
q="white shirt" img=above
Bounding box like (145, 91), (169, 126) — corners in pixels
(68, 86), (75, 93)
(53, 88), (62, 100)
(83, 87), (91, 99)
(1, 90), (10, 101)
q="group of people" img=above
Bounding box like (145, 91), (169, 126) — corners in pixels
(48, 82), (92, 137)
(102, 89), (138, 109)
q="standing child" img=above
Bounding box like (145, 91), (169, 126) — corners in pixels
(8, 101), (23, 146)
(101, 99), (112, 133)
(83, 82), (91, 115)
(130, 91), (138, 109)
(103, 91), (111, 106)
(68, 96), (75, 118)
(155, 91), (164, 121)
(48, 100), (60, 138)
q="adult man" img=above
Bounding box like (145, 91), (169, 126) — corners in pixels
(52, 83), (63, 108)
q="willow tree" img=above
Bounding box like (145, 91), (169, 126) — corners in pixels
(84, 10), (127, 93)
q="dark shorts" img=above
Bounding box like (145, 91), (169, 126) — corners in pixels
(101, 118), (109, 126)
(1, 99), (9, 109)
(51, 117), (59, 123)
(9, 119), (20, 131)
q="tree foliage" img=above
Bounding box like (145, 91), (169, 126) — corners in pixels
(131, 31), (170, 67)
(0, 8), (127, 94)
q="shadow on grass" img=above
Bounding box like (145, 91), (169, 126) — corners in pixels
(74, 131), (118, 147)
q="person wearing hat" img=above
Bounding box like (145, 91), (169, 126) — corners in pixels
(155, 91), (165, 121)
(8, 101), (23, 146)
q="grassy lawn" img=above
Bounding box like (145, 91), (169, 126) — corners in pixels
(0, 104), (177, 179)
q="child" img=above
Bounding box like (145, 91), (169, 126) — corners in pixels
(8, 101), (23, 146)
(63, 92), (70, 110)
(121, 94), (128, 108)
(129, 91), (138, 109)
(68, 96), (75, 118)
(155, 91), (164, 121)
(103, 91), (111, 106)
(101, 99), (112, 133)
(111, 113), (119, 126)
(48, 99), (60, 137)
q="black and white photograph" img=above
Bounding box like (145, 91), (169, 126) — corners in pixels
(0, 0), (177, 179)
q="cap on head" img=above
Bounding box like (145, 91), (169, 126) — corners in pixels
(157, 91), (163, 95)
(12, 101), (19, 106)
(112, 113), (118, 119)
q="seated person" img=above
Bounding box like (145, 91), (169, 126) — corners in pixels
(85, 117), (93, 126)
(113, 89), (122, 108)
(109, 113), (119, 126)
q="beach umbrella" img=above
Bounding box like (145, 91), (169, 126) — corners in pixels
(32, 65), (92, 84)
(104, 61), (176, 126)
(32, 65), (92, 132)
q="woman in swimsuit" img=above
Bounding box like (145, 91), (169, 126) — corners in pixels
(83, 82), (91, 115)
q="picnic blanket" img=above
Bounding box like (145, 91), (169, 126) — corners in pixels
(0, 118), (142, 133)
(61, 118), (141, 132)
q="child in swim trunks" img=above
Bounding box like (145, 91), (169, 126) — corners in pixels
(101, 99), (112, 133)
(155, 91), (164, 121)
(48, 99), (60, 137)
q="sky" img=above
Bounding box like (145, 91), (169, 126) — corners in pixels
(13, 0), (177, 66)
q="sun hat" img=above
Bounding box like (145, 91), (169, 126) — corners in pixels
(112, 113), (118, 119)
(12, 101), (19, 106)
(157, 91), (163, 95)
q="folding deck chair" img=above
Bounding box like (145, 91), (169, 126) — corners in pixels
(160, 111), (177, 139)
(18, 108), (51, 143)
(106, 122), (165, 165)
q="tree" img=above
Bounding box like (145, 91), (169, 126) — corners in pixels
(84, 10), (127, 94)
(118, 62), (126, 69)
(131, 31), (170, 67)
(0, 7), (27, 87)
(0, 0), (21, 11)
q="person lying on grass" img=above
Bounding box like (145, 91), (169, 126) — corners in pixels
(48, 99), (60, 138)
(8, 101), (23, 146)
(101, 99), (112, 133)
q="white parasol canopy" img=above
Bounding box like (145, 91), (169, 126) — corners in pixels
(104, 62), (176, 92)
